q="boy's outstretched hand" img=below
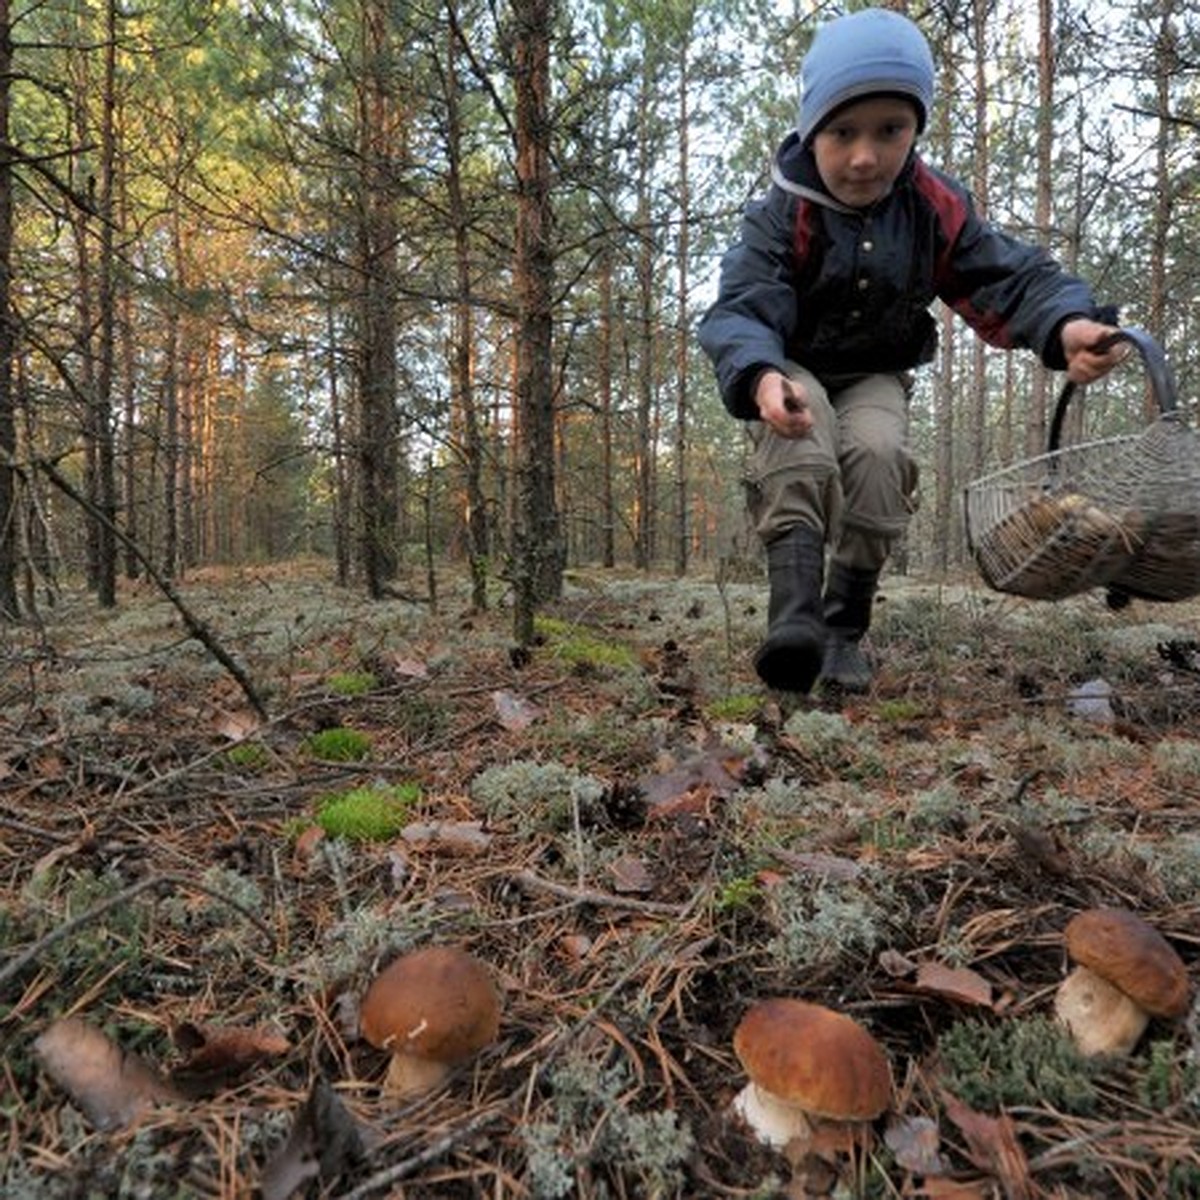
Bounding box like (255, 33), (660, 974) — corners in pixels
(1061, 318), (1131, 384)
(754, 370), (815, 438)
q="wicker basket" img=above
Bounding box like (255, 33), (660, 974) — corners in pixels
(964, 328), (1200, 604)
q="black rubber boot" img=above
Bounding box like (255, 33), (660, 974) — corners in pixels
(753, 526), (826, 693)
(820, 563), (878, 692)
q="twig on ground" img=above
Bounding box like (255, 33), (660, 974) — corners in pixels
(0, 871), (277, 994)
(511, 869), (689, 917)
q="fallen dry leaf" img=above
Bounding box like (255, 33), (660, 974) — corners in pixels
(637, 746), (746, 810)
(382, 653), (429, 680)
(885, 1113), (946, 1176)
(34, 1016), (179, 1130)
(1012, 822), (1072, 877)
(878, 948), (919, 978)
(401, 819), (492, 855)
(559, 933), (594, 962)
(916, 1181), (992, 1199)
(213, 708), (262, 741)
(260, 1076), (368, 1200)
(940, 1089), (1032, 1200)
(644, 781), (718, 822)
(28, 837), (90, 890)
(291, 825), (326, 874)
(491, 689), (542, 731)
(170, 1021), (291, 1097)
(770, 847), (863, 883)
(608, 854), (655, 895)
(914, 961), (994, 1009)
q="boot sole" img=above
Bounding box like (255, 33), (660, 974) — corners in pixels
(754, 638), (823, 694)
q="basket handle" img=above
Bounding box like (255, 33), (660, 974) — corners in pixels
(1048, 326), (1178, 454)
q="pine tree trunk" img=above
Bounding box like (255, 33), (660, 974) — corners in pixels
(356, 0), (400, 598)
(674, 41), (690, 578)
(511, 0), (561, 643)
(0, 0), (17, 619)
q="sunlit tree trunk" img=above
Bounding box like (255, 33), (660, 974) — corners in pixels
(326, 258), (351, 587)
(92, 0), (119, 605)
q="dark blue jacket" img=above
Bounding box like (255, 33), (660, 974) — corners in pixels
(699, 132), (1108, 419)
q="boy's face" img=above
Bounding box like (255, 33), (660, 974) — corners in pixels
(811, 96), (919, 209)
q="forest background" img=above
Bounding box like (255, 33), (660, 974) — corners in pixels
(0, 0), (1195, 627)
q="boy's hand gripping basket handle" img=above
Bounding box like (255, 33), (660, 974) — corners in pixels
(1048, 327), (1178, 456)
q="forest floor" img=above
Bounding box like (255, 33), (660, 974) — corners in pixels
(2, 558), (1199, 1199)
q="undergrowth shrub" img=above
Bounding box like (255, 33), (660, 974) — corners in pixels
(470, 760), (607, 833)
(781, 709), (884, 778)
(764, 870), (896, 975)
(936, 1015), (1099, 1114)
(520, 1053), (693, 1199)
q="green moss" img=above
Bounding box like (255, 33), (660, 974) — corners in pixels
(326, 671), (378, 696)
(874, 697), (924, 722)
(224, 742), (270, 770)
(304, 726), (372, 762)
(316, 784), (420, 841)
(534, 616), (638, 671)
(1137, 1039), (1199, 1110)
(705, 693), (760, 722)
(936, 1015), (1099, 1114)
(713, 874), (760, 913)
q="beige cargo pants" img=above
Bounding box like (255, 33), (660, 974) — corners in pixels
(744, 364), (919, 574)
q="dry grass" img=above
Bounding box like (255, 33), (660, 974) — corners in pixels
(2, 561), (1199, 1198)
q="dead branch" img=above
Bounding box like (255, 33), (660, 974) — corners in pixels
(0, 871), (276, 994)
(511, 869), (689, 917)
(29, 455), (269, 721)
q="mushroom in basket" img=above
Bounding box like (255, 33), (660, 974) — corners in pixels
(1018, 491), (1134, 545)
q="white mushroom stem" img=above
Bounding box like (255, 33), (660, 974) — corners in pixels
(1054, 964), (1149, 1057)
(383, 1052), (453, 1098)
(731, 1081), (813, 1148)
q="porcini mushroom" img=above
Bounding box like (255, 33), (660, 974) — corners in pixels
(359, 945), (500, 1096)
(1054, 908), (1190, 1057)
(730, 998), (892, 1148)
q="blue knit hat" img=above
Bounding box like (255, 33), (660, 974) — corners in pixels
(797, 9), (935, 145)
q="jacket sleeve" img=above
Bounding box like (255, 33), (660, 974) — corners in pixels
(935, 186), (1104, 370)
(697, 189), (798, 419)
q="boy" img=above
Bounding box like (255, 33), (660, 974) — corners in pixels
(698, 7), (1127, 695)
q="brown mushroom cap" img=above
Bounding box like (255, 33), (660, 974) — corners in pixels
(1065, 908), (1190, 1019)
(360, 946), (500, 1071)
(733, 998), (892, 1122)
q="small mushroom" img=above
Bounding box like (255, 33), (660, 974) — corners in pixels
(359, 945), (501, 1096)
(730, 997), (892, 1148)
(1054, 908), (1190, 1057)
